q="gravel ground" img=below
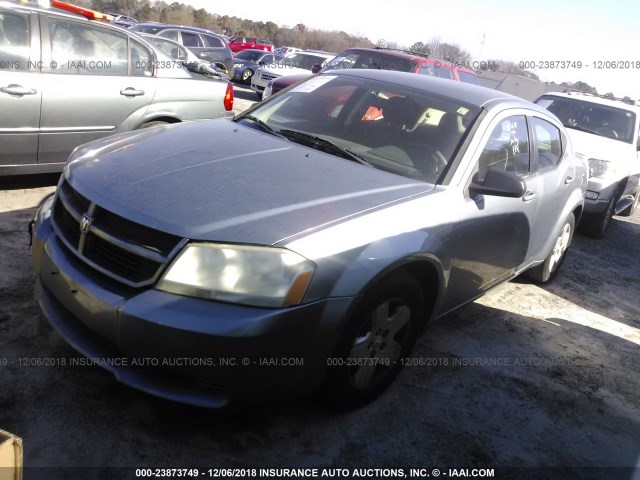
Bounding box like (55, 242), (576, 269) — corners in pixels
(0, 95), (639, 479)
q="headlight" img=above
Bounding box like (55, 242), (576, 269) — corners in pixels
(233, 64), (241, 69)
(263, 83), (273, 99)
(588, 158), (609, 178)
(157, 243), (315, 308)
(33, 193), (56, 229)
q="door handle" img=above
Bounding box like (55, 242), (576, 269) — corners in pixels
(564, 175), (574, 184)
(120, 87), (144, 97)
(1, 84), (37, 96)
(523, 190), (537, 202)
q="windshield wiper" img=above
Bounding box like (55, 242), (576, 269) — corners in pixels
(238, 115), (288, 140)
(565, 124), (599, 135)
(278, 129), (369, 165)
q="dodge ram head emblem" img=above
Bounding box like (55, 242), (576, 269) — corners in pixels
(80, 214), (93, 233)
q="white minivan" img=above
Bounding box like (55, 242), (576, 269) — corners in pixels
(536, 91), (640, 237)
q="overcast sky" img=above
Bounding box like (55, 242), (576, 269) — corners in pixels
(183, 0), (640, 99)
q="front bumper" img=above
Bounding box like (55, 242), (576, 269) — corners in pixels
(33, 218), (357, 408)
(584, 177), (619, 215)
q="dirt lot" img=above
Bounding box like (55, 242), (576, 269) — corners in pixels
(1, 120), (639, 478)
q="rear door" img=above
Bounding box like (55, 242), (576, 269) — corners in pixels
(0, 8), (42, 168)
(525, 115), (577, 260)
(38, 15), (156, 164)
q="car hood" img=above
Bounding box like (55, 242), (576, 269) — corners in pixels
(64, 120), (434, 245)
(565, 128), (634, 162)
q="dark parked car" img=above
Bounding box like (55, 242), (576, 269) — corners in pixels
(32, 70), (586, 409)
(129, 23), (233, 73)
(263, 47), (479, 99)
(231, 49), (282, 83)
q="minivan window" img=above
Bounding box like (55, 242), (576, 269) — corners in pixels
(0, 10), (30, 71)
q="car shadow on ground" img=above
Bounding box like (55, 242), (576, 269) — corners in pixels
(0, 174), (60, 191)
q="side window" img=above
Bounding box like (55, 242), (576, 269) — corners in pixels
(532, 117), (562, 170)
(436, 66), (453, 79)
(202, 34), (223, 48)
(458, 71), (479, 85)
(419, 63), (436, 76)
(180, 32), (201, 48)
(0, 10), (30, 71)
(157, 30), (178, 42)
(49, 18), (128, 75)
(476, 115), (530, 181)
(130, 39), (152, 76)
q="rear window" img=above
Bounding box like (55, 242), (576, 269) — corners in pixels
(202, 34), (224, 48)
(181, 31), (202, 48)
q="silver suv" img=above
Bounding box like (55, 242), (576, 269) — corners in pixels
(536, 92), (640, 237)
(0, 1), (234, 175)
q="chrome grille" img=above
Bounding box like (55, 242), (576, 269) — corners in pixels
(51, 180), (185, 288)
(260, 72), (279, 81)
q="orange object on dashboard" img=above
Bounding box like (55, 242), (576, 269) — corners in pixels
(50, 1), (114, 21)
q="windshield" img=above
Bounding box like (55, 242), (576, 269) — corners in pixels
(235, 50), (265, 61)
(234, 74), (481, 184)
(323, 51), (417, 73)
(278, 53), (328, 70)
(537, 95), (636, 143)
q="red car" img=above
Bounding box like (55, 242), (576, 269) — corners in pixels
(263, 47), (479, 98)
(228, 36), (274, 53)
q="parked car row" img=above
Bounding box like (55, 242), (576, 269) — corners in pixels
(262, 47), (480, 99)
(251, 50), (336, 99)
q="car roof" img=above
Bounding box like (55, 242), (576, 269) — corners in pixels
(133, 22), (223, 37)
(538, 91), (640, 111)
(326, 69), (541, 110)
(339, 47), (429, 62)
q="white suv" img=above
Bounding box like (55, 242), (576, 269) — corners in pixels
(250, 50), (334, 99)
(536, 92), (640, 237)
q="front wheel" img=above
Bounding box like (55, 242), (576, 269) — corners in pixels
(620, 188), (640, 217)
(322, 271), (424, 408)
(526, 213), (575, 283)
(241, 69), (253, 83)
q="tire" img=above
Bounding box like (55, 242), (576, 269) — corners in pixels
(255, 91), (263, 100)
(581, 195), (615, 238)
(322, 271), (424, 408)
(620, 188), (640, 217)
(526, 213), (575, 283)
(137, 121), (169, 129)
(241, 69), (253, 83)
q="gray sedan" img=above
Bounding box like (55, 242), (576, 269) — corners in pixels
(32, 70), (587, 409)
(0, 2), (233, 175)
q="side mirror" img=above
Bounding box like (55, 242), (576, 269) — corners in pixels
(311, 63), (322, 74)
(469, 167), (526, 198)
